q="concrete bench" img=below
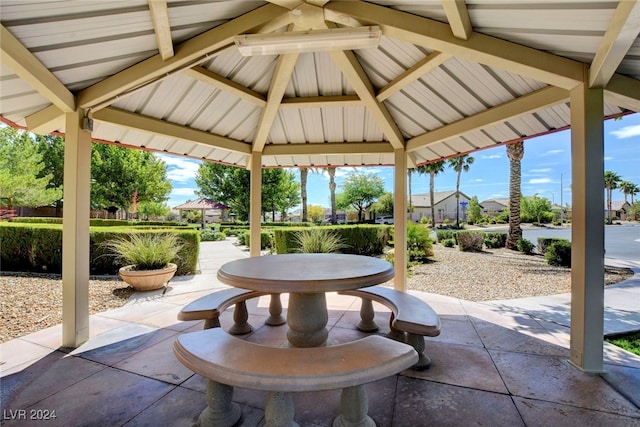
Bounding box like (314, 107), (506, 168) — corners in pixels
(339, 285), (441, 370)
(174, 328), (418, 427)
(178, 288), (269, 335)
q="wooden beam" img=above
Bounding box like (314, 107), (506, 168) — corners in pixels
(252, 53), (299, 152)
(263, 141), (392, 156)
(406, 86), (568, 152)
(325, 1), (584, 90)
(589, 0), (640, 88)
(377, 52), (450, 102)
(329, 48), (405, 149)
(92, 107), (252, 155)
(148, 0), (174, 60)
(77, 4), (290, 109)
(1, 25), (75, 113)
(441, 0), (472, 40)
(279, 95), (361, 109)
(604, 74), (640, 112)
(25, 104), (64, 135)
(183, 66), (266, 107)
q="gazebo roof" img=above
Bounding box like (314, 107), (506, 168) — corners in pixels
(1, 1), (638, 168)
(174, 197), (229, 210)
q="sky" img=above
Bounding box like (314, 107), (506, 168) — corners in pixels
(159, 112), (640, 210)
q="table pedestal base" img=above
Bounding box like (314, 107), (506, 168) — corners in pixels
(286, 293), (329, 348)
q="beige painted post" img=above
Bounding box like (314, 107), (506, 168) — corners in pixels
(62, 110), (92, 347)
(249, 153), (262, 258)
(393, 148), (407, 291)
(569, 69), (605, 372)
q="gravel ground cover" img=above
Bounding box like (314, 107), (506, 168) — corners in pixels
(1, 246), (633, 343)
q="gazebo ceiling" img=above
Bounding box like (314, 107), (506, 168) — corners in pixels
(1, 0), (639, 168)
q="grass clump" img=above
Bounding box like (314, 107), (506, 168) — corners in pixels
(294, 228), (346, 253)
(103, 233), (183, 270)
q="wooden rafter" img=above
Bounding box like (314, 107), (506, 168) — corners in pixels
(325, 1), (584, 90)
(589, 0), (640, 88)
(92, 107), (252, 155)
(377, 52), (450, 102)
(441, 0), (472, 40)
(77, 4), (291, 109)
(252, 53), (300, 152)
(148, 0), (174, 61)
(263, 141), (392, 156)
(604, 74), (640, 112)
(406, 86), (568, 152)
(25, 105), (65, 134)
(279, 95), (361, 109)
(183, 67), (266, 107)
(1, 25), (75, 113)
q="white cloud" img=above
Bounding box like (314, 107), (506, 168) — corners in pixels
(611, 124), (640, 139)
(529, 178), (553, 184)
(541, 149), (564, 157)
(157, 154), (200, 183)
(530, 168), (552, 173)
(172, 188), (198, 196)
(481, 154), (501, 159)
(474, 179), (483, 182)
(604, 156), (614, 161)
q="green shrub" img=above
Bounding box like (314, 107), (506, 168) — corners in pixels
(484, 232), (507, 249)
(236, 230), (273, 250)
(517, 238), (535, 254)
(442, 238), (455, 248)
(200, 229), (226, 241)
(545, 240), (571, 267)
(457, 230), (484, 252)
(436, 230), (457, 243)
(406, 221), (434, 262)
(293, 228), (346, 253)
(537, 237), (568, 254)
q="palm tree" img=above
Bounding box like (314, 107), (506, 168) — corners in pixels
(407, 168), (413, 220)
(506, 142), (524, 250)
(604, 171), (621, 224)
(448, 154), (475, 227)
(619, 180), (636, 204)
(416, 161), (446, 225)
(300, 168), (309, 222)
(328, 167), (337, 224)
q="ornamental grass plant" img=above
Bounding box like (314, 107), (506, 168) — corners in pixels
(103, 233), (183, 270)
(293, 228), (347, 253)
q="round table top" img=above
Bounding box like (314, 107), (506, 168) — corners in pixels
(217, 253), (395, 293)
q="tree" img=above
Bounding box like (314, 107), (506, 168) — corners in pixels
(137, 201), (170, 220)
(0, 127), (62, 209)
(506, 142), (524, 249)
(416, 161), (446, 225)
(328, 167), (338, 224)
(299, 167), (320, 222)
(196, 163), (300, 221)
(448, 154), (475, 227)
(619, 180), (638, 204)
(467, 196), (482, 224)
(336, 172), (385, 222)
(36, 134), (65, 215)
(307, 204), (325, 223)
(91, 144), (171, 217)
(371, 192), (394, 215)
(521, 194), (552, 224)
(604, 170), (621, 224)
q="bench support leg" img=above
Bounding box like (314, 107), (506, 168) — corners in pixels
(228, 301), (253, 335)
(406, 333), (430, 370)
(355, 298), (379, 332)
(265, 391), (298, 427)
(265, 293), (286, 326)
(203, 318), (220, 329)
(197, 380), (241, 427)
(333, 385), (375, 427)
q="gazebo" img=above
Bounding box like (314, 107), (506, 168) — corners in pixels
(1, 0), (638, 373)
(173, 197), (230, 227)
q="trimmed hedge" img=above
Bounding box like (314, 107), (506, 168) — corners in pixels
(0, 223), (199, 275)
(537, 237), (568, 254)
(544, 240), (571, 267)
(274, 225), (391, 256)
(11, 217), (183, 227)
(484, 232), (507, 249)
(236, 229), (274, 250)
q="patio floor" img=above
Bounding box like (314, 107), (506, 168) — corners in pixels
(1, 240), (639, 426)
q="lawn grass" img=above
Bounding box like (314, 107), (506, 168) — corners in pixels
(606, 332), (640, 356)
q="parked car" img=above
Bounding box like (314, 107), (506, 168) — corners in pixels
(375, 216), (394, 224)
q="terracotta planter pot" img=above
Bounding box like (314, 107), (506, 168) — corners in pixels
(118, 263), (177, 291)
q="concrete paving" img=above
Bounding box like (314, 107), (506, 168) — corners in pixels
(1, 240), (639, 426)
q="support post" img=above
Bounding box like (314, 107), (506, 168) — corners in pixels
(569, 67), (605, 372)
(249, 153), (262, 258)
(62, 110), (92, 347)
(393, 148), (408, 290)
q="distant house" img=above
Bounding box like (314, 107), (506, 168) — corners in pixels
(606, 201), (630, 221)
(409, 191), (471, 223)
(480, 198), (509, 217)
